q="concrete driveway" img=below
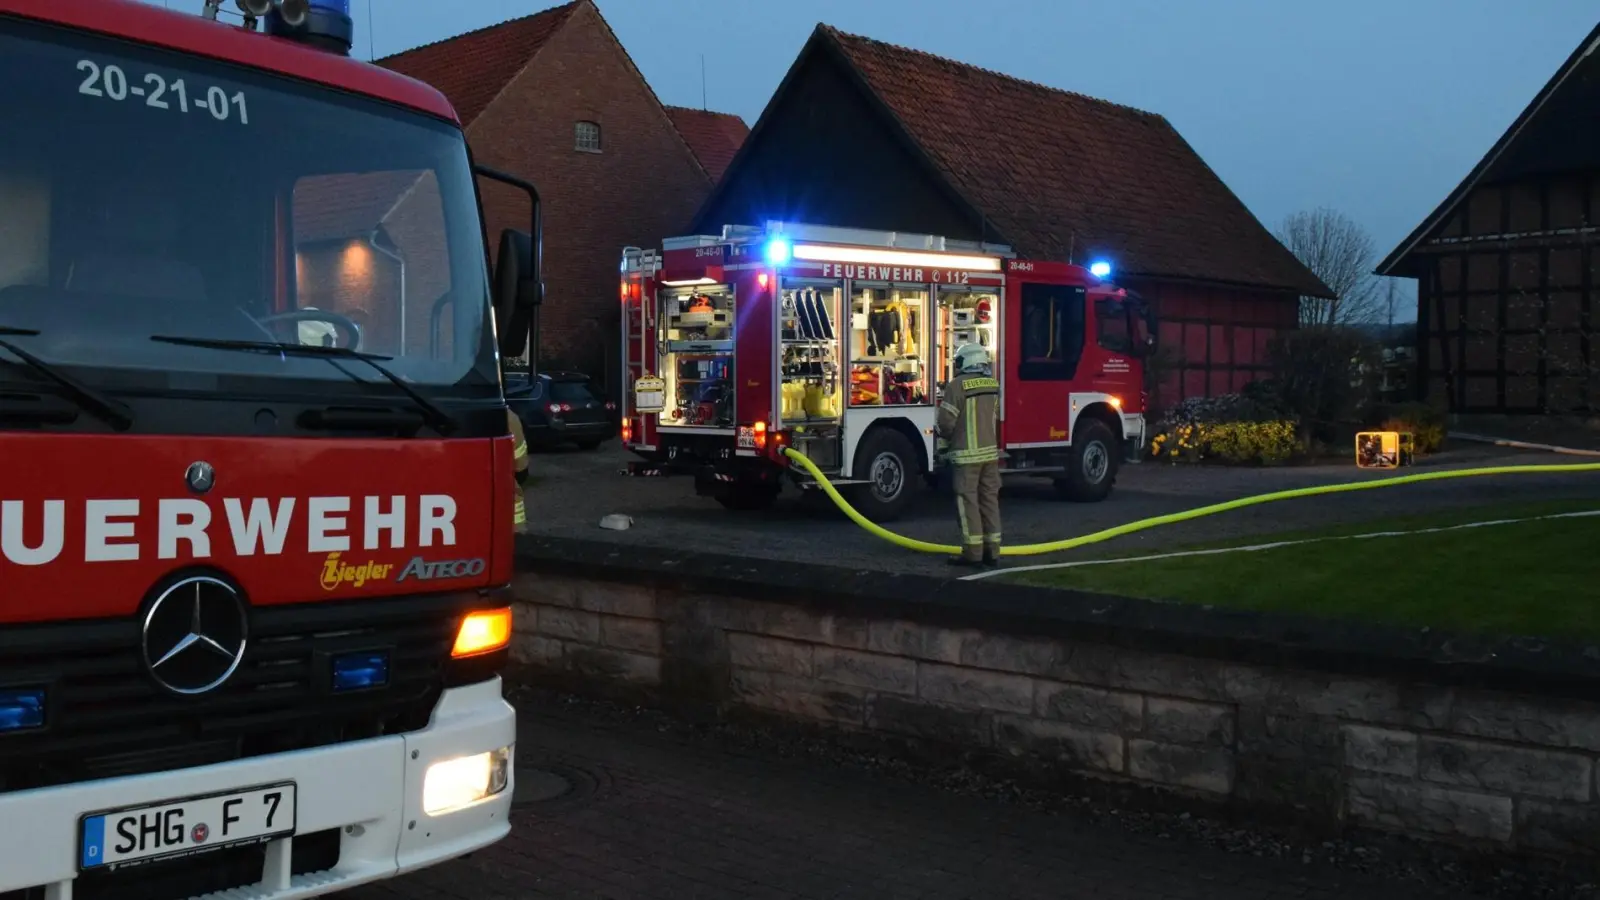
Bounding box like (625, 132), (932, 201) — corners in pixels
(519, 442), (1600, 576)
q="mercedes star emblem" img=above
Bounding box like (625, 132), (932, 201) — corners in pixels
(141, 576), (249, 696)
(185, 461), (216, 494)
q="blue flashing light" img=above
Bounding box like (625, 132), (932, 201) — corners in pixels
(266, 0), (354, 56)
(764, 238), (791, 265)
(331, 651), (390, 692)
(1089, 260), (1113, 279)
(0, 688), (45, 732)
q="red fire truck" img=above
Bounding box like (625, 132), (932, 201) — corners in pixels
(620, 222), (1155, 521)
(0, 0), (544, 896)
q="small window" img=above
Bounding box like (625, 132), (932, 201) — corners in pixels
(1095, 298), (1132, 354)
(1017, 282), (1085, 381)
(574, 121), (601, 153)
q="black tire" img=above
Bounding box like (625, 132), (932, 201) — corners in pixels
(1054, 418), (1119, 502)
(715, 485), (779, 511)
(575, 439), (602, 451)
(848, 427), (921, 523)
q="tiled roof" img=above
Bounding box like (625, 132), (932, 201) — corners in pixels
(376, 2), (580, 126)
(821, 27), (1331, 297)
(664, 106), (750, 183)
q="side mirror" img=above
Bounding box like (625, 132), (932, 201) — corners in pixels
(493, 228), (540, 358)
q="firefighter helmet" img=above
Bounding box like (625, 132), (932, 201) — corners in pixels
(954, 343), (990, 374)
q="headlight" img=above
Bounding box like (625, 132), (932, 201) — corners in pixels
(422, 745), (513, 815)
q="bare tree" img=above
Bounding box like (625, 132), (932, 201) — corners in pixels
(1382, 277), (1402, 328)
(1275, 207), (1383, 327)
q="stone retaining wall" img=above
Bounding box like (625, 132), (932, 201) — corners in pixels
(511, 539), (1600, 858)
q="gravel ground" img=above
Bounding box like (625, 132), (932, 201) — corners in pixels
(503, 685), (1600, 900)
(523, 441), (1600, 574)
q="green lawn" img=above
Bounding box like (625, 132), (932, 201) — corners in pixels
(1009, 500), (1600, 641)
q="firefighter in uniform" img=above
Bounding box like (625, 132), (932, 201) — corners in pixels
(936, 343), (1002, 567)
(508, 409), (529, 533)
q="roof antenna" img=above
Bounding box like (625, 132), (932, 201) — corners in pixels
(1067, 231), (1076, 265)
(366, 0), (375, 60)
(700, 54), (707, 110)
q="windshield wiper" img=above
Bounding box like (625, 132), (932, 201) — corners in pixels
(148, 335), (458, 436)
(0, 327), (134, 431)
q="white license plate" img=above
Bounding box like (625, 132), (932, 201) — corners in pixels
(79, 782), (296, 871)
(736, 427), (755, 449)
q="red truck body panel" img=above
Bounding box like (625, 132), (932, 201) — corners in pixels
(0, 434), (514, 625)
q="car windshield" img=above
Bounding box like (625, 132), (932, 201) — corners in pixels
(0, 15), (495, 393)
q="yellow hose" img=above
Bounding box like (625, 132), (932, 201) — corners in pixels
(781, 446), (1600, 557)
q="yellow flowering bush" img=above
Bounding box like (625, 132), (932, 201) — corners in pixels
(1148, 396), (1300, 466)
(1374, 401), (1446, 455)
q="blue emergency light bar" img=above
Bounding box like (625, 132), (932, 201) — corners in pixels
(764, 238), (791, 265)
(265, 0), (354, 56)
(1089, 260), (1112, 279)
(0, 688), (45, 732)
(330, 651), (389, 692)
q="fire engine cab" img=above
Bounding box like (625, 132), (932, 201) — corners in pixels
(0, 0), (544, 897)
(621, 222), (1155, 521)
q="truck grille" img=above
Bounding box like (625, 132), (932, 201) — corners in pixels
(0, 592), (494, 793)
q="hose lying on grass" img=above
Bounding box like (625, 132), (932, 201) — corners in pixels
(781, 446), (1600, 558)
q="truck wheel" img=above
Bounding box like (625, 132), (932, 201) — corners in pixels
(1054, 419), (1118, 502)
(716, 484), (779, 511)
(849, 428), (921, 523)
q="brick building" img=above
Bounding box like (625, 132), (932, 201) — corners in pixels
(692, 26), (1329, 406)
(1377, 23), (1600, 415)
(375, 1), (738, 388)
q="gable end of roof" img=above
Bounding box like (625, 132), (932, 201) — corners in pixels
(375, 1), (580, 126)
(1376, 21), (1600, 277)
(817, 25), (1330, 297)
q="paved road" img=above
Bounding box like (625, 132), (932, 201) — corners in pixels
(522, 441), (1600, 575)
(346, 697), (1487, 900)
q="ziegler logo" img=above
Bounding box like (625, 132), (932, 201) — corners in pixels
(396, 556), (487, 582)
(1049, 426), (1068, 440)
(320, 552), (394, 591)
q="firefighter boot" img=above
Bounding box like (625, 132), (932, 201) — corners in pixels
(981, 544), (1001, 568)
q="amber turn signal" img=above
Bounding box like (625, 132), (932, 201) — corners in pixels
(452, 607), (513, 658)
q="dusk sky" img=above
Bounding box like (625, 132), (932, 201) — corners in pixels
(145, 1), (1596, 316)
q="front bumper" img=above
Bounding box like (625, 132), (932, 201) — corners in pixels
(0, 678), (516, 898)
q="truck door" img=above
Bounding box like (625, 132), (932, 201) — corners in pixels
(1004, 279), (1086, 447)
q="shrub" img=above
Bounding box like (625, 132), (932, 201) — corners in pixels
(1149, 418), (1299, 466)
(1265, 328), (1381, 442)
(1374, 400), (1447, 454)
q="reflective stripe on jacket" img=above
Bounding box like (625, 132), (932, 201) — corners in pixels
(935, 374), (1000, 465)
(508, 411), (529, 474)
(509, 411), (528, 525)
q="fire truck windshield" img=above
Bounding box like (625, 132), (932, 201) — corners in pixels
(0, 15), (497, 416)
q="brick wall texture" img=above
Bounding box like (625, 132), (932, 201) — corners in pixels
(466, 3), (714, 393)
(512, 570), (1600, 858)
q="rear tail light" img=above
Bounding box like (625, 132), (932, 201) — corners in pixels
(546, 402), (572, 415)
(622, 419), (633, 442)
(753, 420), (767, 450)
(605, 401), (617, 411)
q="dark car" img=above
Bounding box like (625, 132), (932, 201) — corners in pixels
(505, 370), (617, 451)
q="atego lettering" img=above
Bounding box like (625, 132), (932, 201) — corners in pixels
(0, 494), (459, 566)
(395, 556), (486, 583)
